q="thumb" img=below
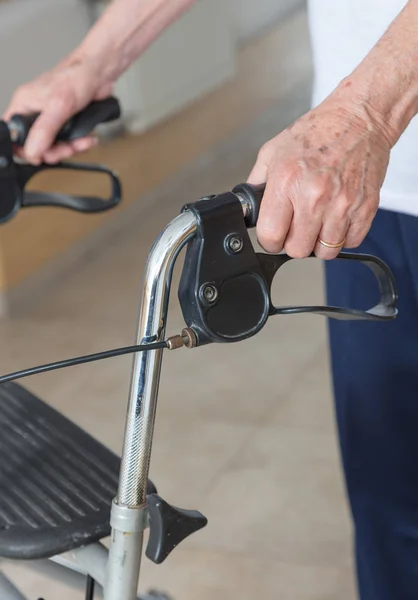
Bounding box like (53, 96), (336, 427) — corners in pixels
(24, 95), (79, 164)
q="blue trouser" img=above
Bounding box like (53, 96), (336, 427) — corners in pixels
(325, 208), (418, 599)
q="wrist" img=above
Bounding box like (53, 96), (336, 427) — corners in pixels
(321, 81), (393, 153)
(334, 72), (418, 149)
(68, 37), (121, 91)
(330, 1), (418, 149)
(71, 0), (197, 91)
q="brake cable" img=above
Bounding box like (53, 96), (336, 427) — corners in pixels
(0, 330), (195, 385)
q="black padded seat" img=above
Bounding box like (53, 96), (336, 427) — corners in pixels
(0, 382), (155, 560)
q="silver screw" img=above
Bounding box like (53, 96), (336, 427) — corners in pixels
(0, 157), (8, 168)
(226, 234), (244, 254)
(200, 284), (218, 304)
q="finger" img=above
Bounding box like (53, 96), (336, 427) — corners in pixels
(42, 142), (76, 164)
(3, 90), (35, 122)
(344, 205), (377, 249)
(24, 96), (78, 164)
(70, 136), (98, 153)
(314, 213), (351, 260)
(283, 203), (323, 258)
(42, 136), (98, 164)
(256, 178), (293, 253)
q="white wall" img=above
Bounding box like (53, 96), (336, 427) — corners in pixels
(94, 0), (236, 133)
(0, 0), (301, 133)
(0, 0), (91, 113)
(0, 0), (236, 134)
(230, 0), (304, 41)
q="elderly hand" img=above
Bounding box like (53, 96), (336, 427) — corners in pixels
(248, 89), (392, 259)
(3, 53), (113, 165)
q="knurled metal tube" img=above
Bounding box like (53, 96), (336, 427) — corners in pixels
(117, 211), (197, 507)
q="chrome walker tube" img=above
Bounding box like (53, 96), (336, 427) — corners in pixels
(104, 211), (197, 600)
(104, 197), (250, 600)
(118, 210), (198, 507)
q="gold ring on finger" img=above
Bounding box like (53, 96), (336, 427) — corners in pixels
(318, 237), (346, 249)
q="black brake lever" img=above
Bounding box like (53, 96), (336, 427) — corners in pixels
(233, 182), (398, 321)
(0, 97), (122, 223)
(178, 185), (398, 347)
(257, 251), (398, 321)
(17, 161), (121, 214)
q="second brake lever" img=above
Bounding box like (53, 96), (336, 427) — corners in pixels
(0, 97), (122, 223)
(17, 161), (121, 214)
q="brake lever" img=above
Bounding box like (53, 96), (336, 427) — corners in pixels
(233, 181), (398, 321)
(17, 161), (121, 214)
(0, 98), (122, 224)
(178, 187), (398, 347)
(257, 251), (398, 321)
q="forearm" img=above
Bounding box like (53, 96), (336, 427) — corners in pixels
(69, 0), (196, 86)
(333, 0), (418, 147)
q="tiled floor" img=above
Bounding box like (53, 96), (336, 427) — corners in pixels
(0, 9), (357, 600)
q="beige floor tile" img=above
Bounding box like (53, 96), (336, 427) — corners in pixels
(194, 425), (353, 570)
(1, 560), (87, 600)
(149, 416), (254, 507)
(139, 548), (357, 600)
(2, 548), (357, 600)
(157, 311), (326, 427)
(271, 343), (336, 433)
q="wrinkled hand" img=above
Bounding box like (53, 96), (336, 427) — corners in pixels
(3, 54), (113, 165)
(248, 95), (391, 259)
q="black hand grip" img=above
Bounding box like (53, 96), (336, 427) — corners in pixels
(232, 182), (266, 228)
(18, 161), (121, 213)
(9, 97), (121, 147)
